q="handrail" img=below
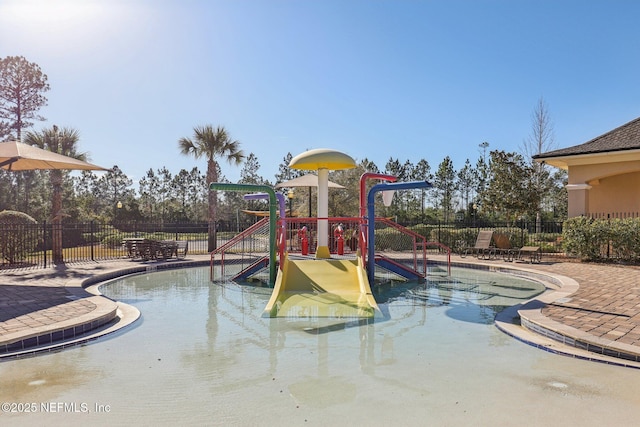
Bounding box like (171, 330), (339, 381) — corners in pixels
(211, 217), (270, 256)
(375, 217), (451, 277)
(209, 183), (278, 285)
(376, 217), (426, 276)
(210, 217), (270, 281)
(211, 214), (449, 283)
(278, 217), (363, 257)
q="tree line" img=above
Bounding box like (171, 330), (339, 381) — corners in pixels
(1, 56), (568, 235)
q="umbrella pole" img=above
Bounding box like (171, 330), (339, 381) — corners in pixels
(0, 158), (17, 168)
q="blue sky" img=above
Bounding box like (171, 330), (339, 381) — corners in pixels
(2, 0), (640, 185)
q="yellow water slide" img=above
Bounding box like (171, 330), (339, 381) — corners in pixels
(262, 253), (381, 318)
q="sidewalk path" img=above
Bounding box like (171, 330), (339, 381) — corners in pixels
(2, 253), (640, 367)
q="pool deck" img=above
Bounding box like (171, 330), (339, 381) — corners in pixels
(2, 253), (640, 368)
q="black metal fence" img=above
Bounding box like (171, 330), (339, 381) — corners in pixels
(0, 219), (567, 271)
(400, 219), (565, 255)
(588, 212), (640, 219)
(0, 221), (215, 270)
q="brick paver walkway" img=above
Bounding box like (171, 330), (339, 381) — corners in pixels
(533, 262), (640, 347)
(0, 270), (97, 338)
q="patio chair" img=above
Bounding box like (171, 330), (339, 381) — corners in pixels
(159, 240), (178, 260)
(135, 238), (153, 261)
(461, 230), (495, 259)
(175, 240), (188, 259)
(493, 233), (515, 262)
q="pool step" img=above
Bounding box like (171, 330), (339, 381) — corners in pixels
(0, 296), (119, 357)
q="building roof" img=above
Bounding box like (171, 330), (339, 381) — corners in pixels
(533, 116), (640, 160)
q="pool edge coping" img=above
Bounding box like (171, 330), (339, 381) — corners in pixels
(3, 256), (640, 368)
(0, 259), (210, 360)
(430, 258), (640, 369)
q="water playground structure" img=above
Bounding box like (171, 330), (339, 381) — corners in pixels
(209, 149), (449, 318)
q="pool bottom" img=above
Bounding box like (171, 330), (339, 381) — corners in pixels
(1, 266), (640, 426)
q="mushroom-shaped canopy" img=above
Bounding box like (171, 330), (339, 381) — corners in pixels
(289, 148), (356, 171)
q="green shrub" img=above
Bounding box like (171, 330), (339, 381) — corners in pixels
(407, 224), (436, 240)
(62, 226), (87, 248)
(374, 228), (414, 251)
(608, 218), (640, 262)
(90, 225), (124, 248)
(430, 228), (477, 252)
(0, 210), (38, 264)
(562, 217), (610, 260)
(102, 233), (125, 248)
(535, 232), (561, 243)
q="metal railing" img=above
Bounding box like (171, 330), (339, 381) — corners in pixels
(403, 220), (566, 256)
(209, 217), (270, 281)
(372, 217), (451, 278)
(587, 212), (640, 219)
(0, 220), (212, 270)
(0, 218), (572, 272)
(280, 217), (362, 256)
(207, 215), (448, 283)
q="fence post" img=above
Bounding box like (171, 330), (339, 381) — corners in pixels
(42, 220), (48, 268)
(90, 221), (95, 261)
(607, 214), (611, 259)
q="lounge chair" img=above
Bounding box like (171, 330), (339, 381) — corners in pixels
(491, 233), (542, 263)
(493, 233), (515, 261)
(461, 230), (494, 259)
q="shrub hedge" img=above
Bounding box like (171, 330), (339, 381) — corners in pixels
(0, 210), (38, 264)
(374, 224), (539, 254)
(562, 216), (640, 262)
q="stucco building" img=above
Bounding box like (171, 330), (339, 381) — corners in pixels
(534, 116), (640, 218)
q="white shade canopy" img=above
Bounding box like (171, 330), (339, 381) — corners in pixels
(0, 141), (106, 171)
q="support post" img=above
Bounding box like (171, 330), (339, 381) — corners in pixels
(316, 168), (330, 258)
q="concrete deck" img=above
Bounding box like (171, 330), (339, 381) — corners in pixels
(2, 253), (640, 368)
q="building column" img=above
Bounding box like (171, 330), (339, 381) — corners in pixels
(566, 183), (591, 217)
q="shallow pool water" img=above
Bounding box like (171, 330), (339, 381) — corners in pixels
(1, 266), (640, 426)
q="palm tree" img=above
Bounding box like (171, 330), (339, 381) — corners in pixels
(24, 125), (86, 264)
(179, 125), (244, 251)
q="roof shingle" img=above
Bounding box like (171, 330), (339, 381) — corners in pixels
(534, 116), (640, 159)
